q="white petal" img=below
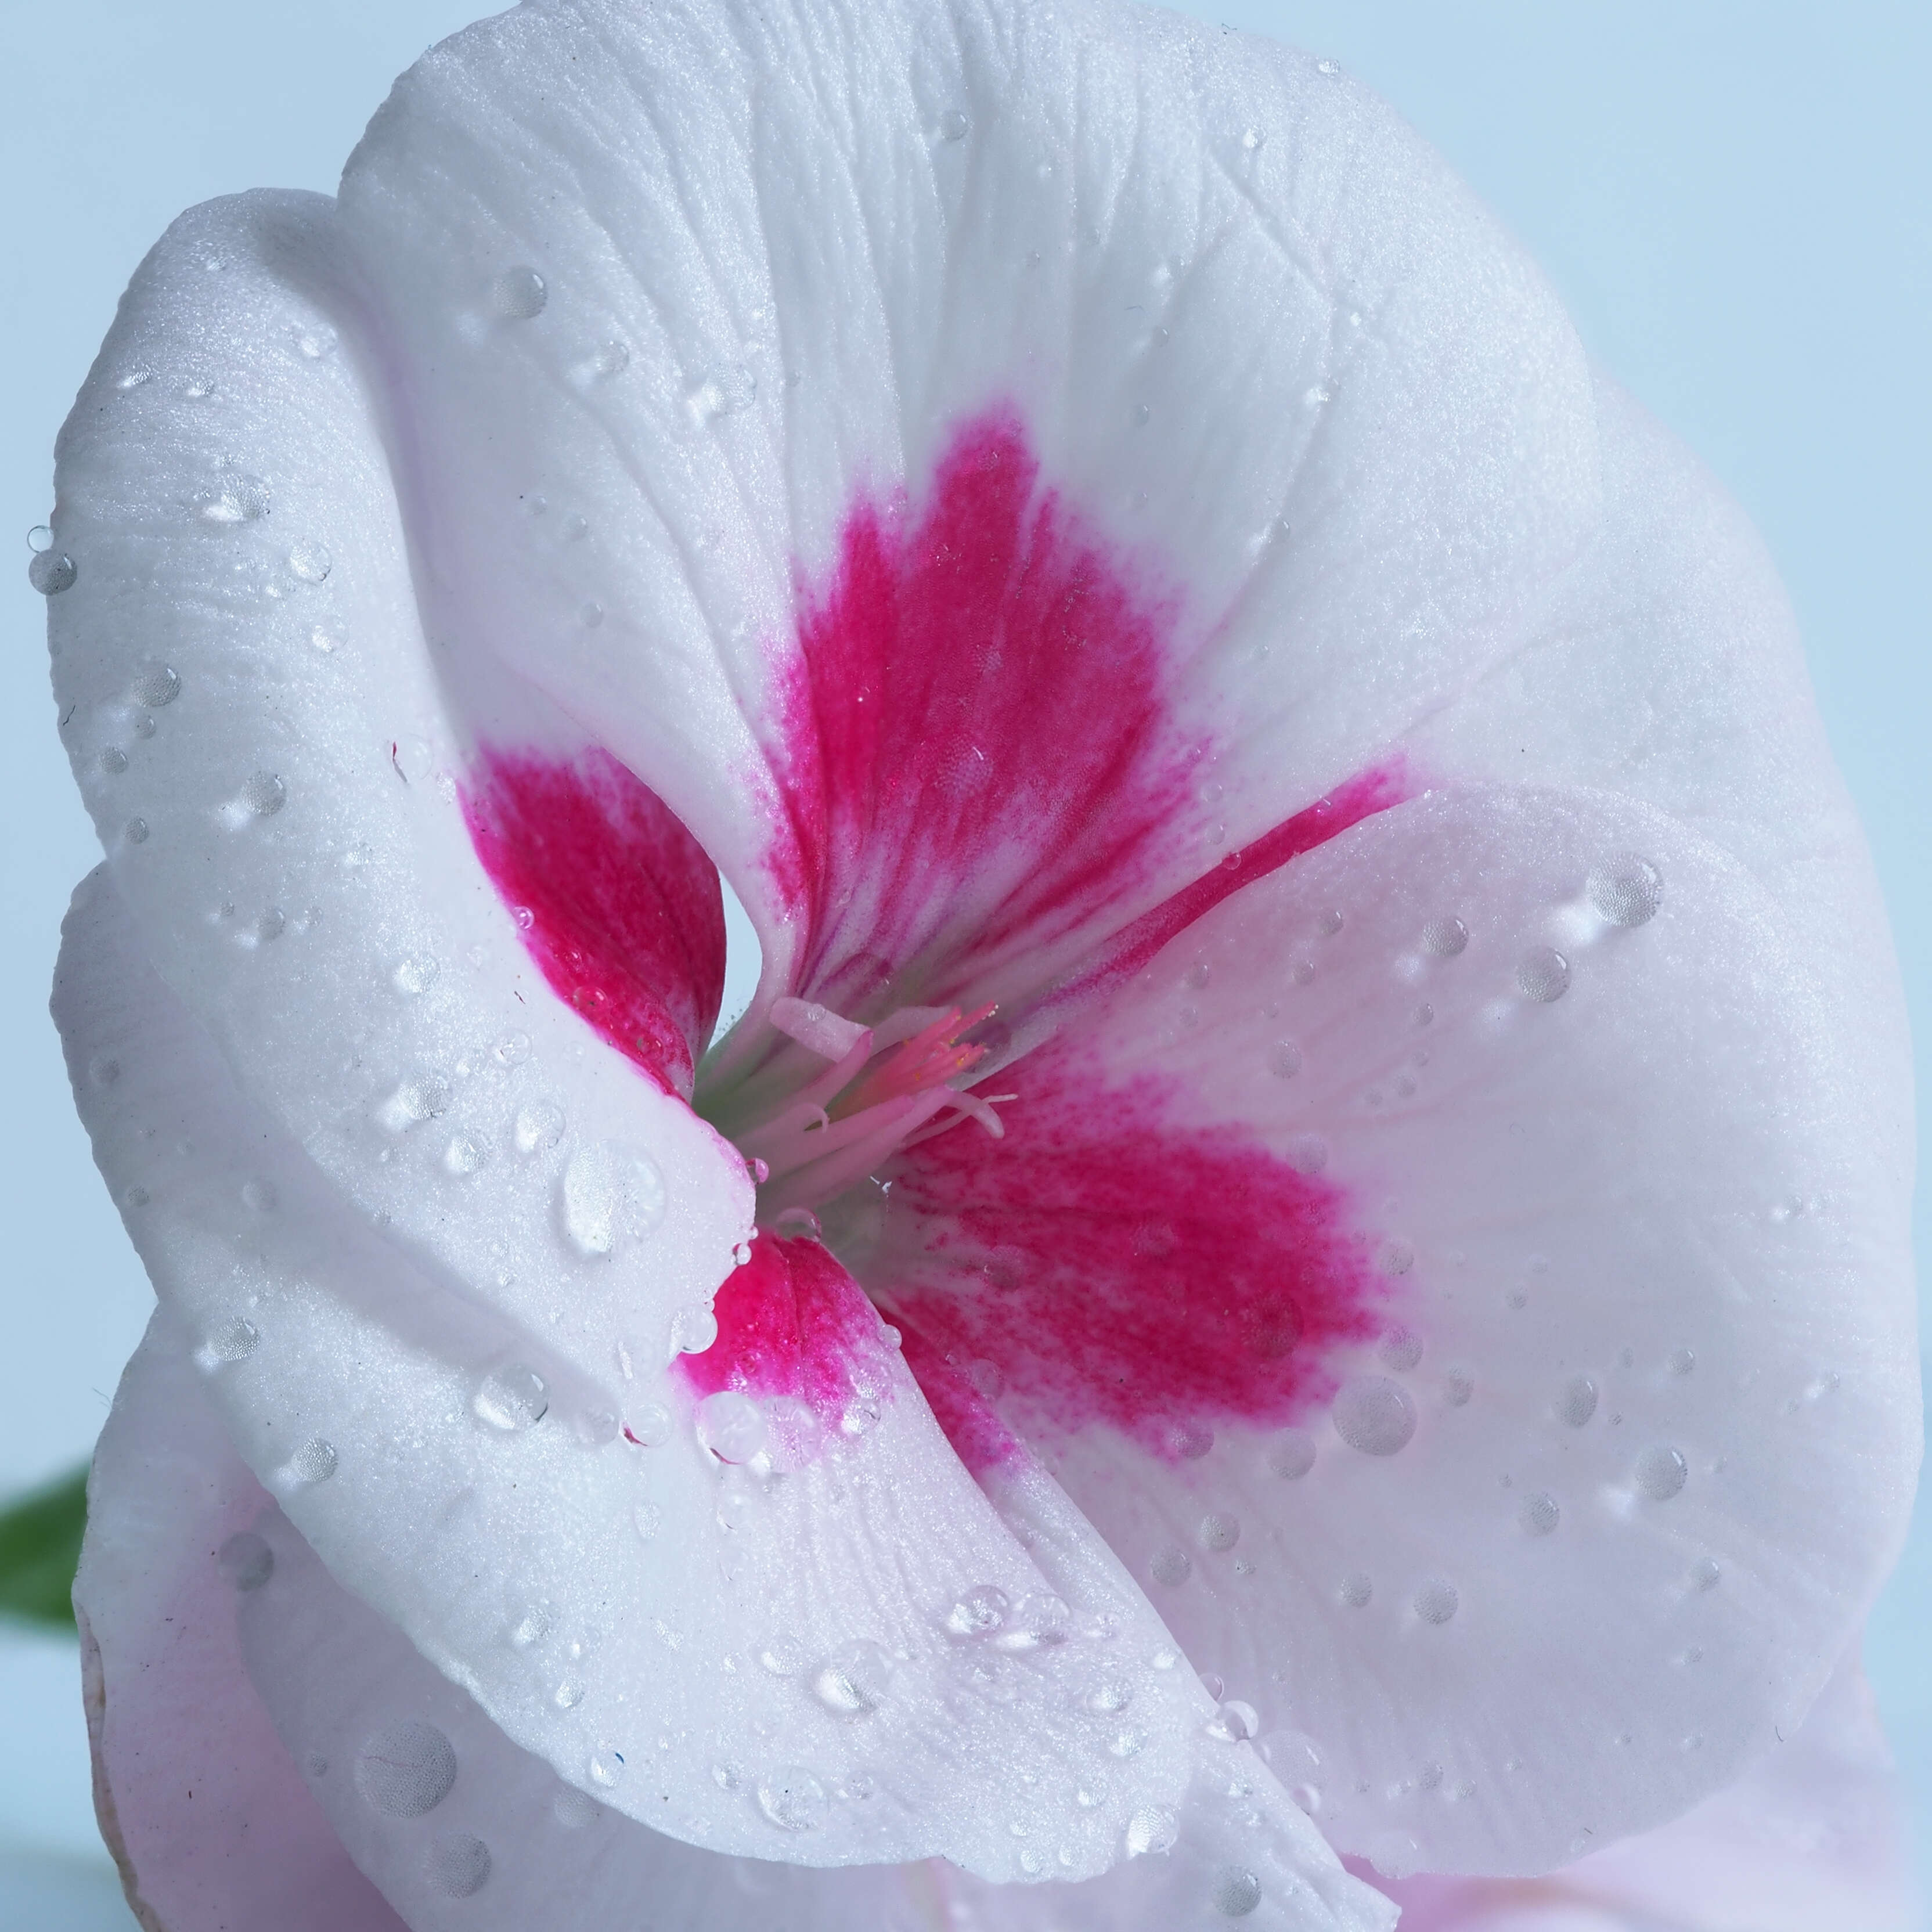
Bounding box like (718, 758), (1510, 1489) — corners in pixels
(866, 784), (1918, 1875)
(59, 866), (1385, 1886)
(76, 1310), (406, 1932)
(326, 0), (1599, 1008)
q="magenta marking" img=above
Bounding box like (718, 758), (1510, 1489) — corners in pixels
(463, 749), (726, 1097)
(676, 1234), (899, 1428)
(763, 405), (1198, 1014)
(881, 1042), (1390, 1459)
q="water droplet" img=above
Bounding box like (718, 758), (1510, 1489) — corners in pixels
(98, 748), (128, 775)
(1339, 1573), (1372, 1608)
(492, 266), (549, 319)
(429, 1832), (491, 1897)
(288, 541), (331, 583)
(1166, 1419), (1214, 1460)
(560, 1140), (667, 1256)
(1413, 1580), (1459, 1624)
(626, 1401), (672, 1448)
(695, 1390), (766, 1464)
(1266, 1430), (1315, 1479)
(812, 1639), (895, 1715)
(1559, 1376), (1598, 1428)
(125, 818), (149, 845)
(288, 1437), (337, 1484)
(1422, 917), (1467, 957)
(129, 665), (181, 708)
(1149, 1545), (1193, 1587)
(474, 1364), (549, 1431)
(201, 1315), (259, 1365)
(1635, 1446), (1688, 1501)
(514, 1100), (565, 1155)
(553, 1680), (585, 1710)
(939, 107), (971, 140)
(310, 625), (341, 654)
(442, 1132), (488, 1177)
(356, 1721), (456, 1817)
(88, 1054), (120, 1088)
(240, 772), (286, 817)
(553, 1786), (599, 1828)
(1206, 1699), (1259, 1743)
(758, 1766), (828, 1831)
(392, 956), (439, 996)
(1286, 1133), (1328, 1174)
(376, 1076), (450, 1133)
(1214, 1867), (1263, 1917)
(1444, 1371), (1474, 1407)
(589, 1749), (625, 1787)
(115, 367), (153, 391)
(1691, 1556), (1722, 1591)
(1517, 947), (1571, 1002)
(507, 1605), (552, 1648)
(194, 475), (271, 525)
(253, 908), (285, 944)
(1332, 1375), (1416, 1456)
(945, 1585), (1010, 1638)
(585, 340), (630, 381)
(688, 363), (757, 422)
(1125, 1805), (1179, 1858)
(28, 550), (76, 594)
(218, 1531), (273, 1592)
(670, 1303), (718, 1354)
(773, 1205), (823, 1241)
(1670, 1347), (1696, 1376)
(1519, 1491), (1560, 1537)
(1378, 1323), (1423, 1369)
(992, 1592), (1072, 1652)
(1269, 1039), (1303, 1079)
(26, 524), (51, 553)
(1589, 855), (1663, 928)
(1197, 1512), (1240, 1552)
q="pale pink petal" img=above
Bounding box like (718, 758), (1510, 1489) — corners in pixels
(76, 1311), (405, 1932)
(861, 785), (1918, 1875)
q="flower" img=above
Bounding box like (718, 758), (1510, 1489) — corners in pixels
(44, 0), (1917, 1927)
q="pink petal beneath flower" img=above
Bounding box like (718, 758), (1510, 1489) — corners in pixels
(75, 1313), (406, 1932)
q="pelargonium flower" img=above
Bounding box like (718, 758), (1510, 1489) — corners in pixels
(41, 0), (1917, 1927)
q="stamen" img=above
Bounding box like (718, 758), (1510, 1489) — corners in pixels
(731, 997), (1012, 1219)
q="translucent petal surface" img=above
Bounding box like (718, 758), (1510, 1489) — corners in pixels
(75, 1311), (406, 1932)
(326, 0), (1599, 1019)
(1381, 1652), (1915, 1931)
(58, 867), (1342, 1879)
(863, 785), (1919, 1875)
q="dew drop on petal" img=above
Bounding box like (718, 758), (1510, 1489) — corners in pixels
(241, 772), (286, 817)
(1339, 1573), (1372, 1609)
(757, 1767), (827, 1832)
(1589, 855), (1663, 927)
(1266, 1430), (1315, 1479)
(626, 1401), (672, 1448)
(1332, 1376), (1416, 1455)
(428, 1832), (491, 1898)
(355, 1721), (456, 1818)
(1206, 1699), (1259, 1743)
(589, 1749), (625, 1789)
(560, 1140), (666, 1256)
(1635, 1446), (1688, 1501)
(812, 1640), (895, 1716)
(1559, 1376), (1598, 1428)
(939, 107), (970, 140)
(1268, 1040), (1303, 1079)
(125, 818), (149, 845)
(514, 1101), (565, 1155)
(695, 1390), (766, 1464)
(1413, 1580), (1459, 1624)
(201, 1315), (259, 1365)
(194, 475), (271, 525)
(474, 1364), (548, 1431)
(287, 1437), (337, 1484)
(1519, 1491), (1560, 1537)
(1517, 947), (1571, 1002)
(1214, 1867), (1263, 1917)
(218, 1532), (273, 1592)
(288, 541), (331, 583)
(1125, 1805), (1179, 1858)
(1197, 1513), (1240, 1552)
(28, 550), (75, 594)
(553, 1787), (598, 1828)
(129, 665), (181, 708)
(492, 266), (548, 319)
(1421, 917), (1467, 957)
(1149, 1545), (1193, 1587)
(944, 1585), (1009, 1638)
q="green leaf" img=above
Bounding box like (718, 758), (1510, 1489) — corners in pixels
(0, 1464), (89, 1628)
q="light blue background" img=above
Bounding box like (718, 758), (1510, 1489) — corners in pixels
(2, 1), (1924, 1923)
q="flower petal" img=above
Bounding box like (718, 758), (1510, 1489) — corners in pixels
(76, 1310), (405, 1932)
(58, 863), (1391, 1898)
(326, 0), (1600, 1018)
(861, 784), (1918, 1875)
(1379, 1650), (1915, 1930)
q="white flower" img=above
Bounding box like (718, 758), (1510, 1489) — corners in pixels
(45, 1), (1915, 1927)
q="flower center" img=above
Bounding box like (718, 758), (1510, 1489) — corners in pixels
(729, 996), (1014, 1225)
